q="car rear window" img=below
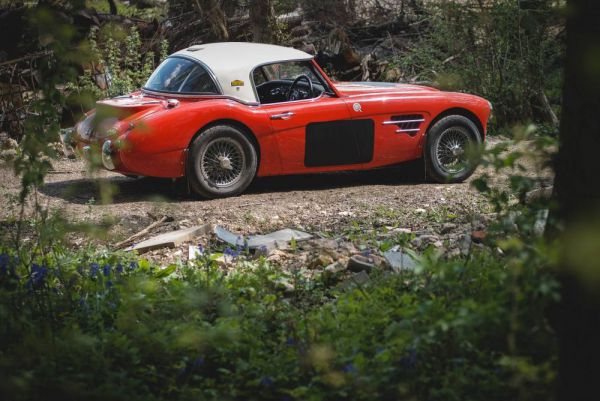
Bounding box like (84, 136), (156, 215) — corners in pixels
(144, 57), (220, 94)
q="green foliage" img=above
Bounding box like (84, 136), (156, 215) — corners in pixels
(71, 26), (167, 102)
(392, 0), (564, 130)
(0, 241), (557, 401)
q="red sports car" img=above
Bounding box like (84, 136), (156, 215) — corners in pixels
(73, 42), (491, 198)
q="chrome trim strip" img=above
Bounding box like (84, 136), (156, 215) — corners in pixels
(270, 112), (295, 120)
(140, 89), (260, 106)
(396, 128), (421, 133)
(383, 119), (425, 125)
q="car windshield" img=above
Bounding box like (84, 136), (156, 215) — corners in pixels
(144, 57), (220, 94)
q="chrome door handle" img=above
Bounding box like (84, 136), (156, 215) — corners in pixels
(270, 112), (295, 120)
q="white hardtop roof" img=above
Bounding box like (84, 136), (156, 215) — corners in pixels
(171, 42), (314, 104)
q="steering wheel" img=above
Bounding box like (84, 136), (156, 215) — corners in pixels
(286, 74), (313, 101)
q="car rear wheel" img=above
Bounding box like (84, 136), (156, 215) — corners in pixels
(187, 124), (258, 199)
(424, 115), (482, 183)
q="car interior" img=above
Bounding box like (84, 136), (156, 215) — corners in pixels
(253, 61), (332, 104)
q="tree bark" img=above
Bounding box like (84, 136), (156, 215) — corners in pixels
(249, 0), (275, 43)
(196, 0), (229, 41)
(107, 0), (117, 15)
(554, 1), (600, 401)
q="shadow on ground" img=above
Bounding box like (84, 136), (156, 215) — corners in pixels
(39, 160), (425, 205)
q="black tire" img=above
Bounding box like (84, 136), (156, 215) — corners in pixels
(424, 115), (482, 183)
(187, 124), (258, 199)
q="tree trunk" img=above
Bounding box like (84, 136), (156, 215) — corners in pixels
(554, 1), (600, 401)
(198, 0), (229, 41)
(107, 0), (117, 15)
(249, 0), (275, 43)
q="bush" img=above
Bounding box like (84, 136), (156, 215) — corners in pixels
(0, 241), (557, 400)
(393, 0), (564, 130)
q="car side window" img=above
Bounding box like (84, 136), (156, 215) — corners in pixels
(253, 61), (331, 104)
(144, 57), (219, 94)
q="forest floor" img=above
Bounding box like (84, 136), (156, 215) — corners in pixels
(0, 136), (552, 276)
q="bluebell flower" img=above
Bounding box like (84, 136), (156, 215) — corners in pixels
(224, 247), (240, 260)
(90, 263), (99, 278)
(78, 297), (88, 309)
(285, 337), (295, 346)
(103, 264), (111, 276)
(129, 261), (138, 271)
(106, 280), (113, 288)
(0, 253), (9, 275)
(343, 363), (357, 374)
(32, 264), (48, 283)
(197, 244), (204, 255)
(260, 376), (274, 387)
(400, 348), (418, 369)
(193, 356), (205, 367)
(116, 263), (123, 273)
(24, 264), (47, 290)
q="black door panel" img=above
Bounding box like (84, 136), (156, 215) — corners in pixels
(304, 119), (374, 167)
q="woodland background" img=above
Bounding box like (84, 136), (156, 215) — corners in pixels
(2, 1), (599, 401)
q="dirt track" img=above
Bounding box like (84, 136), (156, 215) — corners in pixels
(1, 137), (541, 267)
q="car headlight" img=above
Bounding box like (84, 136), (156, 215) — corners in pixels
(102, 140), (115, 170)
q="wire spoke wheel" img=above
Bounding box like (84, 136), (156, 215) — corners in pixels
(200, 138), (245, 187)
(435, 127), (471, 174)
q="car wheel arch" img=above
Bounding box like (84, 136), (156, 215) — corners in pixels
(424, 108), (485, 143)
(186, 119), (261, 164)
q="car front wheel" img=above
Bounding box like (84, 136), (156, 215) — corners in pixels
(187, 124), (258, 199)
(424, 115), (482, 183)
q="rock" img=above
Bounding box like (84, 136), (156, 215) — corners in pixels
(324, 261), (347, 274)
(411, 234), (440, 249)
(214, 226), (312, 250)
(0, 149), (17, 161)
(447, 248), (461, 258)
(415, 208), (427, 214)
(459, 234), (471, 255)
(310, 252), (335, 269)
(337, 270), (370, 291)
(471, 230), (487, 244)
(0, 134), (18, 150)
(525, 187), (553, 204)
(347, 255), (374, 273)
(533, 209), (549, 236)
(441, 223), (457, 234)
(383, 250), (418, 273)
(126, 224), (212, 254)
(337, 211), (355, 217)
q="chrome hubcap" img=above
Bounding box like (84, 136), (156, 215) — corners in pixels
(435, 128), (470, 173)
(200, 138), (245, 187)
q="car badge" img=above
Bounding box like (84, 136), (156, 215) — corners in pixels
(231, 80), (245, 87)
(353, 103), (362, 112)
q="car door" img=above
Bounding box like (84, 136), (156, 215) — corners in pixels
(261, 95), (359, 174)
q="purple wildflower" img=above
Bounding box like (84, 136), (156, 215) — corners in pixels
(90, 263), (99, 278)
(103, 264), (111, 276)
(260, 376), (274, 387)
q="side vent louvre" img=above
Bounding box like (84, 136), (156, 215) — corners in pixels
(382, 114), (425, 136)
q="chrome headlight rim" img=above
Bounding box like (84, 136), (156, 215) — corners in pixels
(102, 140), (115, 170)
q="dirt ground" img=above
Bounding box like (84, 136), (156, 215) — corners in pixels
(0, 137), (550, 272)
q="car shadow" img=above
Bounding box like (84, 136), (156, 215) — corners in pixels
(39, 160), (425, 205)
